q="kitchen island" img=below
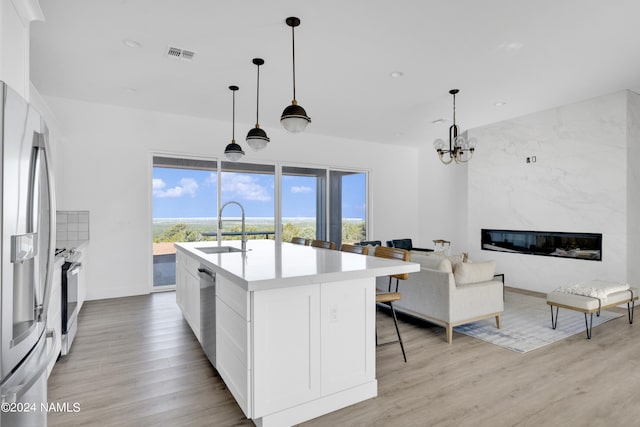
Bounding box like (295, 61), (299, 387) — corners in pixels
(174, 240), (419, 427)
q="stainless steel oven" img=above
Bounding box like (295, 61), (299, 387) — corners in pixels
(61, 250), (82, 356)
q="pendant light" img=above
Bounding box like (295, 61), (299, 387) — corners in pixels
(224, 85), (245, 162)
(280, 16), (311, 133)
(433, 89), (477, 164)
(246, 58), (270, 150)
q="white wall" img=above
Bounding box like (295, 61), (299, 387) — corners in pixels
(418, 145), (468, 253)
(0, 0), (43, 99)
(627, 91), (640, 283)
(467, 91), (631, 293)
(44, 96), (420, 300)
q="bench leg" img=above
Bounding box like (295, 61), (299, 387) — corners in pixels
(584, 313), (593, 339)
(550, 305), (559, 330)
(628, 299), (635, 324)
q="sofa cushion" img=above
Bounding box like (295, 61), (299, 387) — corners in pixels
(453, 260), (496, 285)
(411, 252), (453, 273)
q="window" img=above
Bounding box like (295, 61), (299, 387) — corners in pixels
(329, 171), (367, 245)
(281, 166), (326, 242)
(150, 157), (367, 288)
(219, 162), (275, 240)
(281, 166), (368, 247)
(152, 156), (217, 288)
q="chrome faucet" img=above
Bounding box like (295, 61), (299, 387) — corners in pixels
(218, 201), (247, 252)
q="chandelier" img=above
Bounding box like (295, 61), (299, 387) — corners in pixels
(433, 89), (477, 164)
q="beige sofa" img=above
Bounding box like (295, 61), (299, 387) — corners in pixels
(375, 250), (503, 343)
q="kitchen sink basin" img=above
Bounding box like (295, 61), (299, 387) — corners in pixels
(195, 246), (243, 254)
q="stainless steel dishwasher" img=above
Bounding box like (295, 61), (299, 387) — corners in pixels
(198, 265), (216, 367)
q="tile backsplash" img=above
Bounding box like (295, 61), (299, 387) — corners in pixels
(56, 210), (90, 249)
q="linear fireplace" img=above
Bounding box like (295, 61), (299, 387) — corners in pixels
(481, 229), (602, 261)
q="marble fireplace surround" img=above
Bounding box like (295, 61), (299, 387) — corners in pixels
(481, 229), (602, 261)
(466, 90), (640, 293)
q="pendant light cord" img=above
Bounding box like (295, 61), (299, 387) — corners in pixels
(256, 64), (260, 125)
(232, 89), (236, 142)
(291, 25), (297, 101)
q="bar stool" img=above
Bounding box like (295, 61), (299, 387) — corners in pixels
(291, 237), (309, 245)
(375, 246), (410, 292)
(310, 239), (336, 250)
(340, 243), (368, 255)
(374, 246), (410, 363)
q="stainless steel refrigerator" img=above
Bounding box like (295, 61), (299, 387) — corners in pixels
(0, 81), (57, 426)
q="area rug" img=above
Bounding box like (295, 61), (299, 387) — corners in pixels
(453, 291), (623, 353)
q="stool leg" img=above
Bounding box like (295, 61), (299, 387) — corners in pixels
(628, 299), (635, 324)
(389, 302), (407, 363)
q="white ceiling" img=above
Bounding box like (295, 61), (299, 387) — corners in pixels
(30, 0), (640, 147)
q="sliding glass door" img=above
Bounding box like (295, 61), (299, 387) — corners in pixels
(281, 166), (367, 247)
(281, 166), (326, 242)
(151, 157), (367, 289)
(329, 171), (367, 245)
(152, 156), (217, 288)
(220, 162), (275, 240)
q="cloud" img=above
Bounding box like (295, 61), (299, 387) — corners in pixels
(153, 177), (198, 198)
(291, 185), (313, 193)
(221, 173), (271, 201)
(205, 172), (217, 186)
(153, 179), (166, 191)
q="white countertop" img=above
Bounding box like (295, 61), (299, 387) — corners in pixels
(175, 240), (420, 291)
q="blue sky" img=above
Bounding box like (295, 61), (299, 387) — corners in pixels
(152, 167), (366, 219)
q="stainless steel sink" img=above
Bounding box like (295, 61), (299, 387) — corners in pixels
(195, 246), (243, 254)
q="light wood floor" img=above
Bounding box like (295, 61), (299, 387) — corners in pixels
(48, 290), (640, 426)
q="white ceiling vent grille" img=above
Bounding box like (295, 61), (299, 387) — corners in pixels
(166, 46), (196, 62)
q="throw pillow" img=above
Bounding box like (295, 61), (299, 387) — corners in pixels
(453, 260), (496, 285)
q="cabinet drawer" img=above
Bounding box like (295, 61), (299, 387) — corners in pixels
(176, 248), (200, 274)
(217, 275), (249, 321)
(216, 297), (250, 417)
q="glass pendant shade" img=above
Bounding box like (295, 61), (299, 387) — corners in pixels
(281, 102), (311, 133)
(224, 141), (244, 161)
(246, 126), (270, 150)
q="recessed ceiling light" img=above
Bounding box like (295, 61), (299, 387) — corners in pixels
(123, 39), (141, 48)
(494, 101), (507, 107)
(390, 71), (404, 78)
(498, 42), (523, 51)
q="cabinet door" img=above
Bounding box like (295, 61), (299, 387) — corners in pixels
(175, 251), (200, 341)
(77, 247), (88, 311)
(320, 278), (376, 395)
(46, 264), (63, 377)
(187, 272), (200, 342)
(252, 284), (321, 418)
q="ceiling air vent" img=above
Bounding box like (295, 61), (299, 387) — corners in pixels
(166, 46), (196, 62)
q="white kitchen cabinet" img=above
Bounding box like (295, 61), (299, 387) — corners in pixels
(77, 246), (88, 311)
(175, 248), (201, 342)
(46, 261), (63, 377)
(216, 275), (251, 416)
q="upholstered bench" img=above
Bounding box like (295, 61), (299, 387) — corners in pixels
(546, 282), (638, 339)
